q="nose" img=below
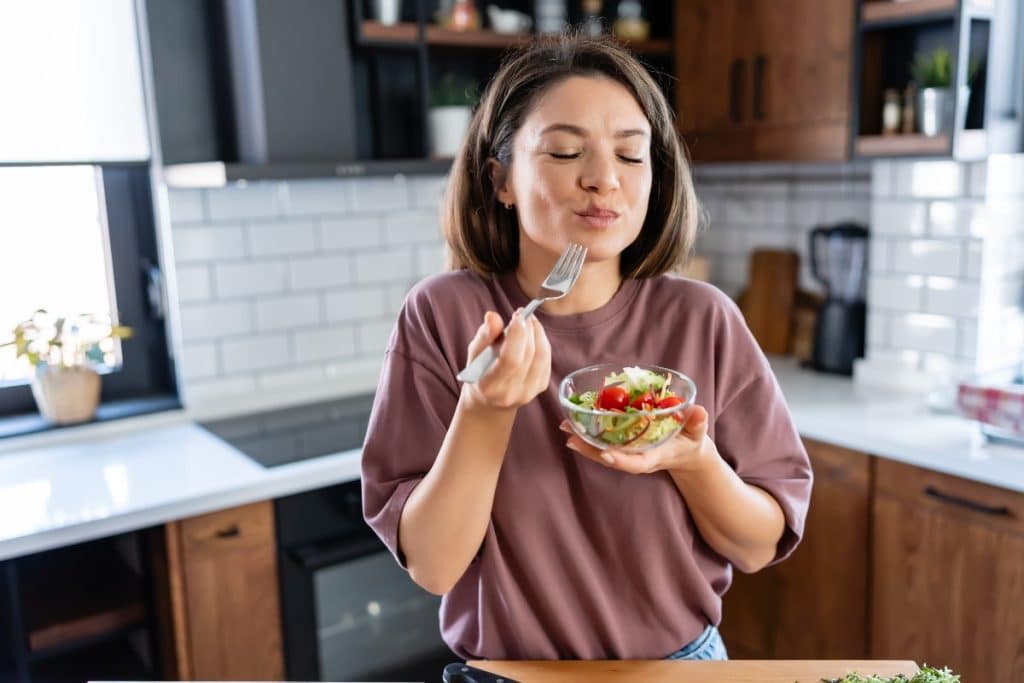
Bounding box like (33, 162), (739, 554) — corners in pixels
(578, 150), (620, 196)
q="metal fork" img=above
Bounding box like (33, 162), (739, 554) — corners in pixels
(457, 242), (587, 383)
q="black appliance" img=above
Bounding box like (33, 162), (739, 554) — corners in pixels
(202, 395), (453, 682)
(809, 223), (869, 376)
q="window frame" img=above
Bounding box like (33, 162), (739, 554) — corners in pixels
(0, 162), (179, 424)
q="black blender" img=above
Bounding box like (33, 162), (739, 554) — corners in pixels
(809, 223), (869, 375)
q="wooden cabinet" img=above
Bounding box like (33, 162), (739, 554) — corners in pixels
(155, 501), (284, 681)
(871, 459), (1024, 682)
(721, 439), (870, 659)
(674, 0), (854, 162)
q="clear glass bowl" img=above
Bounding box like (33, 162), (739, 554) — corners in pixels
(558, 363), (698, 453)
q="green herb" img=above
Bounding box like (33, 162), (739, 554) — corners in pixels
(822, 665), (960, 683)
(911, 48), (953, 88)
(430, 72), (478, 108)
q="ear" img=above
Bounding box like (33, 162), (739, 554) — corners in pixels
(487, 157), (514, 207)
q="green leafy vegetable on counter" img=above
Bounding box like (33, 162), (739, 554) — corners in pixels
(821, 665), (960, 683)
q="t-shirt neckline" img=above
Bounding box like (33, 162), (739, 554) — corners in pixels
(494, 270), (642, 331)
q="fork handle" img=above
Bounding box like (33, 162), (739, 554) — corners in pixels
(457, 299), (544, 383)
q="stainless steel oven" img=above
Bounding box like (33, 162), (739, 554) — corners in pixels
(203, 395), (453, 682)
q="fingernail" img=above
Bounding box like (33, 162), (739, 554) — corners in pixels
(566, 442), (579, 452)
(558, 422), (571, 433)
(601, 452), (615, 465)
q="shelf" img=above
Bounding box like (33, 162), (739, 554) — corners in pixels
(163, 158), (453, 188)
(30, 636), (151, 683)
(861, 0), (957, 26)
(358, 21), (672, 56)
(855, 133), (951, 156)
(18, 543), (146, 655)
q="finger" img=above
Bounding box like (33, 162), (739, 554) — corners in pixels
(522, 316), (551, 390)
(467, 311), (503, 357)
(486, 309), (529, 385)
(565, 435), (616, 466)
(682, 404), (709, 438)
(605, 449), (656, 475)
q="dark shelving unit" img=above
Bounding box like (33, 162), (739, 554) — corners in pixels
(851, 0), (1019, 159)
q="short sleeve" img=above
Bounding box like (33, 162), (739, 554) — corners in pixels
(360, 283), (462, 568)
(711, 299), (813, 567)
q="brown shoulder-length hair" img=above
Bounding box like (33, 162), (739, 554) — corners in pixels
(442, 32), (700, 278)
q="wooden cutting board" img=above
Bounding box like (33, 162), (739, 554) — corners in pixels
(738, 249), (800, 354)
(469, 659), (919, 682)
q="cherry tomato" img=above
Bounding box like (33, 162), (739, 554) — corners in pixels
(630, 391), (655, 410)
(656, 395), (685, 423)
(597, 386), (629, 411)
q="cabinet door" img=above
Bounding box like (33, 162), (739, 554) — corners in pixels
(674, 0), (755, 161)
(871, 459), (1024, 682)
(168, 501), (285, 680)
(720, 440), (870, 659)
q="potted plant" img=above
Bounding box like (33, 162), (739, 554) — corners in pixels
(1, 311), (132, 425)
(428, 72), (478, 159)
(909, 47), (974, 136)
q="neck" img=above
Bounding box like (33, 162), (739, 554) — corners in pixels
(515, 255), (622, 316)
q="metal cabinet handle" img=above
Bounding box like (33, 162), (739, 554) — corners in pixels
(753, 55), (767, 120)
(923, 486), (1012, 517)
(729, 58), (745, 123)
(216, 524), (241, 538)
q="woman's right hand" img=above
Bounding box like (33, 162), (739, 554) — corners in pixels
(461, 309), (551, 411)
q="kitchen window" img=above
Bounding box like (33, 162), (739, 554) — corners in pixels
(0, 163), (178, 436)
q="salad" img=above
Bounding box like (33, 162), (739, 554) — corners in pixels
(567, 366), (689, 449)
(821, 666), (960, 683)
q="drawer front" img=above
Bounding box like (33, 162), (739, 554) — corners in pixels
(875, 458), (1024, 537)
(180, 501), (275, 554)
(804, 439), (870, 488)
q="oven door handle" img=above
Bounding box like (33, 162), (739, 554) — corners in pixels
(286, 534), (383, 571)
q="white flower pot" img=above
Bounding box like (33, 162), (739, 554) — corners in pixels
(30, 366), (101, 425)
(373, 0), (401, 25)
(428, 106), (472, 159)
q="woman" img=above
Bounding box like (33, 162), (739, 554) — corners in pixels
(361, 33), (812, 662)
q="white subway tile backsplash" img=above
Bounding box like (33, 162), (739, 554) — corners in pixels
(215, 261), (289, 298)
(743, 229), (793, 251)
(353, 248), (415, 284)
(179, 301), (252, 341)
(387, 282), (414, 315)
(180, 342), (218, 380)
(890, 313), (957, 355)
(288, 255), (353, 290)
(350, 177), (410, 213)
(927, 200), (988, 237)
(283, 179), (350, 215)
(868, 275), (924, 312)
(871, 161), (893, 198)
(887, 239), (962, 277)
(247, 220), (317, 256)
(173, 226), (245, 262)
(787, 199), (821, 229)
(416, 244), (447, 277)
(293, 326), (357, 363)
(964, 239), (983, 279)
(358, 319), (397, 354)
(987, 154), (1024, 197)
(411, 176), (448, 208)
(167, 189), (205, 223)
(894, 161), (964, 198)
(255, 294), (321, 331)
(174, 265), (212, 303)
(967, 161), (987, 198)
(320, 216), (385, 250)
(184, 375), (258, 404)
(869, 238), (889, 272)
(206, 182), (283, 220)
(820, 199), (871, 225)
(385, 211), (442, 245)
(723, 196), (786, 225)
(221, 335), (290, 373)
(871, 200), (927, 236)
(868, 311), (889, 347)
(924, 278), (979, 318)
(959, 319), (978, 358)
(325, 287), (389, 323)
(257, 365), (337, 390)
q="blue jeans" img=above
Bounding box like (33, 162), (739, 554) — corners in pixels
(665, 625), (729, 661)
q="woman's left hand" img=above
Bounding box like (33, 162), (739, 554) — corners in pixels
(560, 404), (716, 475)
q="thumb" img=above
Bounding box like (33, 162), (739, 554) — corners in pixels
(682, 404), (709, 438)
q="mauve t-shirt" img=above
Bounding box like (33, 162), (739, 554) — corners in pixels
(361, 269), (812, 660)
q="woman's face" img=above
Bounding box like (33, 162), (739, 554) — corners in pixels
(495, 75), (653, 266)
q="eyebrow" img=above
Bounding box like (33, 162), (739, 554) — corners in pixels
(539, 123), (650, 139)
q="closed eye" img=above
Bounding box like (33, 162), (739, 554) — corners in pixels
(618, 155), (644, 164)
(549, 152), (580, 160)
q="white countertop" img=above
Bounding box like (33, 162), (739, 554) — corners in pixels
(771, 357), (1024, 492)
(0, 412), (360, 561)
(1, 359), (1023, 561)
